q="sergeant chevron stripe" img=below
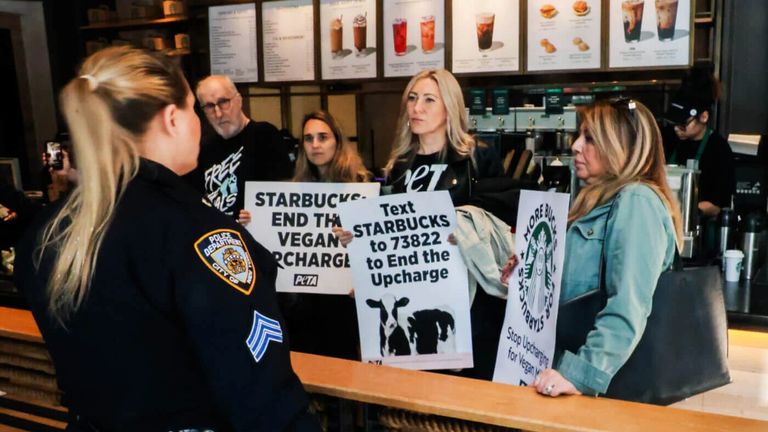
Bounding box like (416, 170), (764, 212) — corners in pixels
(246, 310), (283, 362)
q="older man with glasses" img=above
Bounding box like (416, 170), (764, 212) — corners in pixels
(185, 75), (294, 226)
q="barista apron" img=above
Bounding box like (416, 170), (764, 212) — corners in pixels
(668, 128), (712, 166)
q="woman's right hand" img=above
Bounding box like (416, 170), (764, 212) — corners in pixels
(332, 226), (353, 247)
(500, 255), (519, 285)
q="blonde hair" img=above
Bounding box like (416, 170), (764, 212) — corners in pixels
(40, 46), (189, 323)
(293, 111), (371, 182)
(384, 69), (476, 176)
(569, 99), (683, 247)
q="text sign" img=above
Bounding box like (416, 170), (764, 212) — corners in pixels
(338, 191), (472, 370)
(245, 182), (379, 294)
(493, 190), (569, 385)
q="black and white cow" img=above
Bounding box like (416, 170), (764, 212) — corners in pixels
(367, 295), (456, 356)
(366, 295), (412, 356)
(407, 308), (455, 355)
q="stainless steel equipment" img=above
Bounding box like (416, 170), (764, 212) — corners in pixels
(717, 208), (736, 259)
(666, 166), (700, 258)
(739, 213), (764, 280)
(534, 155), (580, 203)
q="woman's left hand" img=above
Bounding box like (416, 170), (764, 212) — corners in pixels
(531, 368), (582, 397)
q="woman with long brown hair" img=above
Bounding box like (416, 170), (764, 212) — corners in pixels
(284, 111), (370, 361)
(293, 110), (371, 183)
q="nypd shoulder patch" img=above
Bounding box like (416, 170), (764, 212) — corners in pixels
(246, 310), (283, 362)
(194, 229), (256, 295)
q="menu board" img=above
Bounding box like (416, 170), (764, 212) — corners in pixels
(526, 0), (601, 71)
(609, 0), (690, 68)
(262, 0), (315, 82)
(209, 4), (259, 82)
(383, 0), (445, 78)
(320, 0), (377, 80)
(451, 0), (520, 74)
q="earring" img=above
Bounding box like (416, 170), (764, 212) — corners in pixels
(407, 120), (411, 128)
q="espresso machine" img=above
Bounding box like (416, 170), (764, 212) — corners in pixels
(468, 105), (580, 200)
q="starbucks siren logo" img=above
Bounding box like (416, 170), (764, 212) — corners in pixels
(518, 203), (558, 333)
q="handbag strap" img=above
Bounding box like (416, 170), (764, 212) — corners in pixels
(596, 198), (618, 305)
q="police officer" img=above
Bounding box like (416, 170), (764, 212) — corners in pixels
(15, 47), (320, 431)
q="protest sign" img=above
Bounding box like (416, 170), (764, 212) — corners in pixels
(338, 191), (472, 370)
(245, 182), (379, 294)
(493, 190), (569, 385)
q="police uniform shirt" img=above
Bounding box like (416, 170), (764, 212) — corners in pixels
(16, 159), (318, 432)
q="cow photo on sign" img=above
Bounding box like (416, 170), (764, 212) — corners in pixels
(366, 295), (456, 357)
(338, 191), (472, 370)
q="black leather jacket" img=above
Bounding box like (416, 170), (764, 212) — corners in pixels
(386, 143), (503, 206)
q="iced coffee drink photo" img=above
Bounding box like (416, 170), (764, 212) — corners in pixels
(622, 0), (644, 43)
(353, 13), (367, 55)
(655, 0), (678, 41)
(475, 13), (495, 52)
(420, 15), (435, 53)
(330, 17), (343, 56)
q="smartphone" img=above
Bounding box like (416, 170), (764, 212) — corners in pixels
(46, 141), (63, 170)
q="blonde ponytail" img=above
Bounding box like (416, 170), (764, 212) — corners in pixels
(38, 47), (188, 323)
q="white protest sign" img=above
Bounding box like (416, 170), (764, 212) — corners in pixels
(493, 190), (569, 385)
(338, 191), (472, 370)
(244, 182), (380, 294)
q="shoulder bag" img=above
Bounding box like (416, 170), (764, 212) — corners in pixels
(555, 197), (731, 405)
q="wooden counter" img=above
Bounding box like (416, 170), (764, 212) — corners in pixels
(292, 352), (768, 431)
(2, 306), (767, 431)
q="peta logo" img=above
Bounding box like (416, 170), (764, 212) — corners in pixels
(294, 274), (319, 287)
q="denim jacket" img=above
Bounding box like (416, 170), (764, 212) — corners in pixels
(555, 183), (677, 395)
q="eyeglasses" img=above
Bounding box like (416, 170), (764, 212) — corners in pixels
(608, 97), (638, 129)
(609, 97), (637, 115)
(201, 96), (235, 114)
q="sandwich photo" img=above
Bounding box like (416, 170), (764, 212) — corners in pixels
(540, 4), (558, 19)
(572, 1), (590, 16)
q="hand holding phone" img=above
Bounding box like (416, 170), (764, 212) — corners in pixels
(46, 141), (63, 171)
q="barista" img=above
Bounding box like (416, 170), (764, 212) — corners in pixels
(660, 73), (735, 217)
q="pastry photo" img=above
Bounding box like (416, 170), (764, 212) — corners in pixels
(572, 37), (590, 51)
(540, 38), (557, 53)
(540, 4), (558, 19)
(572, 1), (590, 16)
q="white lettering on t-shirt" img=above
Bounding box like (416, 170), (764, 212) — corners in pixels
(204, 146), (244, 213)
(404, 164), (448, 192)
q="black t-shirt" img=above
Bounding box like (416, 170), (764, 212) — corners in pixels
(387, 144), (504, 206)
(661, 126), (735, 209)
(185, 121), (293, 217)
(400, 152), (449, 193)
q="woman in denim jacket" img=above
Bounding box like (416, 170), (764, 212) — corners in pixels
(503, 99), (682, 397)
